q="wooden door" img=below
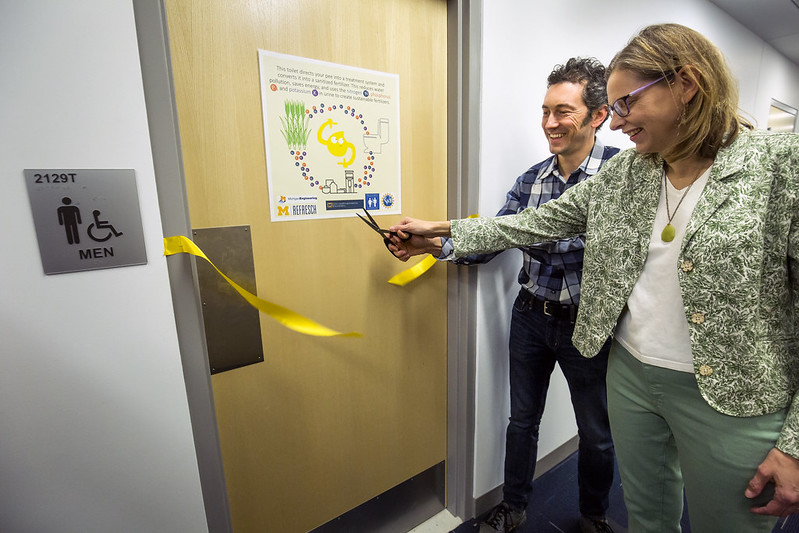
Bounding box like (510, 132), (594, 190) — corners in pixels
(164, 1), (448, 530)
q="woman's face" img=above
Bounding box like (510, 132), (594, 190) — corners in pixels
(607, 69), (684, 156)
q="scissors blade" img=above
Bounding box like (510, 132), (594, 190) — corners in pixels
(356, 211), (385, 237)
(361, 207), (382, 229)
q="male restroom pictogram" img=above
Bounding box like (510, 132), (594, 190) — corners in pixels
(57, 197), (82, 244)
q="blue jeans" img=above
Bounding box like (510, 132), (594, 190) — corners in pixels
(503, 290), (614, 517)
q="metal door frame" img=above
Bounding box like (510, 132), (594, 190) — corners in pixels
(446, 0), (482, 522)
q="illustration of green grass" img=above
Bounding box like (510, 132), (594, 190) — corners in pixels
(279, 100), (311, 150)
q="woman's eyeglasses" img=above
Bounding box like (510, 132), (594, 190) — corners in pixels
(610, 75), (668, 117)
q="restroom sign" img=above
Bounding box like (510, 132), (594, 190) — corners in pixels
(24, 169), (147, 275)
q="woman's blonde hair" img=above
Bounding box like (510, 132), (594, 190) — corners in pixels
(607, 23), (751, 162)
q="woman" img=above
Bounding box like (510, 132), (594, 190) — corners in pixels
(389, 24), (799, 532)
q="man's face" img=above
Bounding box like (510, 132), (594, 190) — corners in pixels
(541, 81), (597, 159)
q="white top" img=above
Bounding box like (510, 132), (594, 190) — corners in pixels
(615, 166), (711, 372)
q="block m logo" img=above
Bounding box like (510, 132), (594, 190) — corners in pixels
(277, 205), (289, 216)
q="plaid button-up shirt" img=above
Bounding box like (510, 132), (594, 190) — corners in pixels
(439, 140), (619, 304)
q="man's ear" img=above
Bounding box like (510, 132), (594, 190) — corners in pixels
(589, 105), (609, 129)
(676, 65), (700, 105)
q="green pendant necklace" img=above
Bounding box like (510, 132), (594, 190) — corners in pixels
(661, 169), (696, 243)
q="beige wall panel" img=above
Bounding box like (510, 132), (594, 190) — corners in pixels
(165, 0), (448, 530)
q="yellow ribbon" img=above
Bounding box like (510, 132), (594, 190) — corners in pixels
(387, 255), (438, 286)
(387, 214), (477, 286)
(164, 235), (361, 338)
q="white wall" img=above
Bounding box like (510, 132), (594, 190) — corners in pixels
(474, 0), (799, 498)
(0, 2), (208, 531)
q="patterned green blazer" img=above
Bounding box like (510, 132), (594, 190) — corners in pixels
(452, 129), (799, 456)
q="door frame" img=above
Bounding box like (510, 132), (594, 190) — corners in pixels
(132, 1), (232, 531)
(132, 0), (483, 529)
(446, 0), (482, 522)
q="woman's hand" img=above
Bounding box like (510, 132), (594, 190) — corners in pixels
(747, 447), (799, 516)
(389, 217), (451, 238)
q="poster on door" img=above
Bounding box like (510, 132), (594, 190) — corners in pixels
(259, 50), (401, 221)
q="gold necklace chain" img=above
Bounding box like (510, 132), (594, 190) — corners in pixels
(661, 168), (699, 243)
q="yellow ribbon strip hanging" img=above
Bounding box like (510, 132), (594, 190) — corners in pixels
(387, 255), (438, 286)
(164, 235), (361, 338)
(387, 214), (478, 286)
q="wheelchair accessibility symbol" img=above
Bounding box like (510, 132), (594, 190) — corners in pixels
(88, 209), (123, 242)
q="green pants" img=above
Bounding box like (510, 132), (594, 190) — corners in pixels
(607, 341), (784, 533)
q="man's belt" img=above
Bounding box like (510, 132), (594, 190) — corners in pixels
(519, 290), (578, 322)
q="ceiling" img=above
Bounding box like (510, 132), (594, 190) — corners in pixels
(708, 0), (799, 66)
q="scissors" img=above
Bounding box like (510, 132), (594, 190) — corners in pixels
(356, 208), (411, 254)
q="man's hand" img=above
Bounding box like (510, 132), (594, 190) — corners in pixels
(387, 234), (442, 261)
(747, 447), (799, 517)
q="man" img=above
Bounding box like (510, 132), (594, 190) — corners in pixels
(393, 58), (619, 533)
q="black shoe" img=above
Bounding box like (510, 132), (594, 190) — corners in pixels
(478, 502), (526, 533)
(579, 515), (614, 533)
